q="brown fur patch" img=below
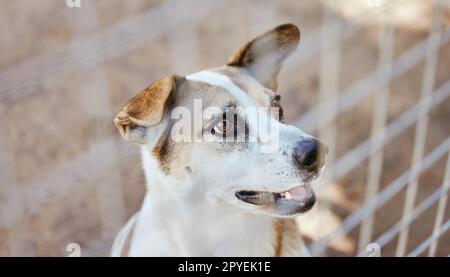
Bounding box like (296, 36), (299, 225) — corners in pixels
(273, 219), (284, 257)
(228, 24), (300, 67)
(227, 24), (300, 91)
(273, 219), (305, 256)
(271, 95), (284, 122)
(114, 75), (177, 143)
(126, 75), (176, 124)
(152, 127), (175, 174)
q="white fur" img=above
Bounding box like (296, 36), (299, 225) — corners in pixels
(187, 70), (255, 109)
(111, 211), (139, 257)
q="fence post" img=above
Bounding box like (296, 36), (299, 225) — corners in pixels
(318, 0), (341, 166)
(358, 6), (395, 253)
(396, 0), (444, 257)
(428, 149), (450, 256)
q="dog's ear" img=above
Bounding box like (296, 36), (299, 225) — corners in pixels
(114, 75), (178, 144)
(228, 23), (300, 91)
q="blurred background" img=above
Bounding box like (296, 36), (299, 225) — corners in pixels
(0, 0), (449, 257)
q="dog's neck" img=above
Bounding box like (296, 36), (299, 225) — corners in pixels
(128, 147), (278, 256)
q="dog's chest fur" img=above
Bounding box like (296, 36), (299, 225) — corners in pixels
(118, 151), (305, 257)
(128, 201), (304, 256)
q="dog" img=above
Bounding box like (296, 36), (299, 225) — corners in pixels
(111, 23), (328, 256)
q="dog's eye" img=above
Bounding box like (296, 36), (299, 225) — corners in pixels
(212, 119), (233, 135)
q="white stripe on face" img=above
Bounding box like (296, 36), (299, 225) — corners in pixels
(186, 70), (256, 109)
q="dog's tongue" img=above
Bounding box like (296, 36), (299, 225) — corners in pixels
(282, 185), (312, 201)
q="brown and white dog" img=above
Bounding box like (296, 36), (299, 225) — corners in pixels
(111, 24), (328, 256)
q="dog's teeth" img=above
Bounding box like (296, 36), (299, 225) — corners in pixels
(285, 192), (291, 199)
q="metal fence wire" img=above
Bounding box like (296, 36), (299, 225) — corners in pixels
(0, 0), (449, 256)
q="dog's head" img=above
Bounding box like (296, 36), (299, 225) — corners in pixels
(114, 24), (328, 217)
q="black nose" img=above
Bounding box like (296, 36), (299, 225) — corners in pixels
(292, 139), (328, 173)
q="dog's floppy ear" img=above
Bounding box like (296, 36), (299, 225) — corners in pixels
(114, 75), (178, 144)
(228, 23), (300, 91)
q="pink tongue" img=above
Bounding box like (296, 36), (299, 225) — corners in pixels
(286, 185), (311, 201)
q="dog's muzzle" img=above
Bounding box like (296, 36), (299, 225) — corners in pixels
(235, 138), (327, 216)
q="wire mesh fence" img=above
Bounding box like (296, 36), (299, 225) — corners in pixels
(0, 0), (449, 256)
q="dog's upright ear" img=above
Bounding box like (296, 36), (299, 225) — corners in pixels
(114, 75), (178, 144)
(228, 23), (300, 91)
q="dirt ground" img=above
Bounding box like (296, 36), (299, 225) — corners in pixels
(0, 0), (449, 256)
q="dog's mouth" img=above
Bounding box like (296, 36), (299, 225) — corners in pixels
(235, 184), (316, 216)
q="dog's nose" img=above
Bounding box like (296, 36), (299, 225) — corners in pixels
(292, 139), (328, 173)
